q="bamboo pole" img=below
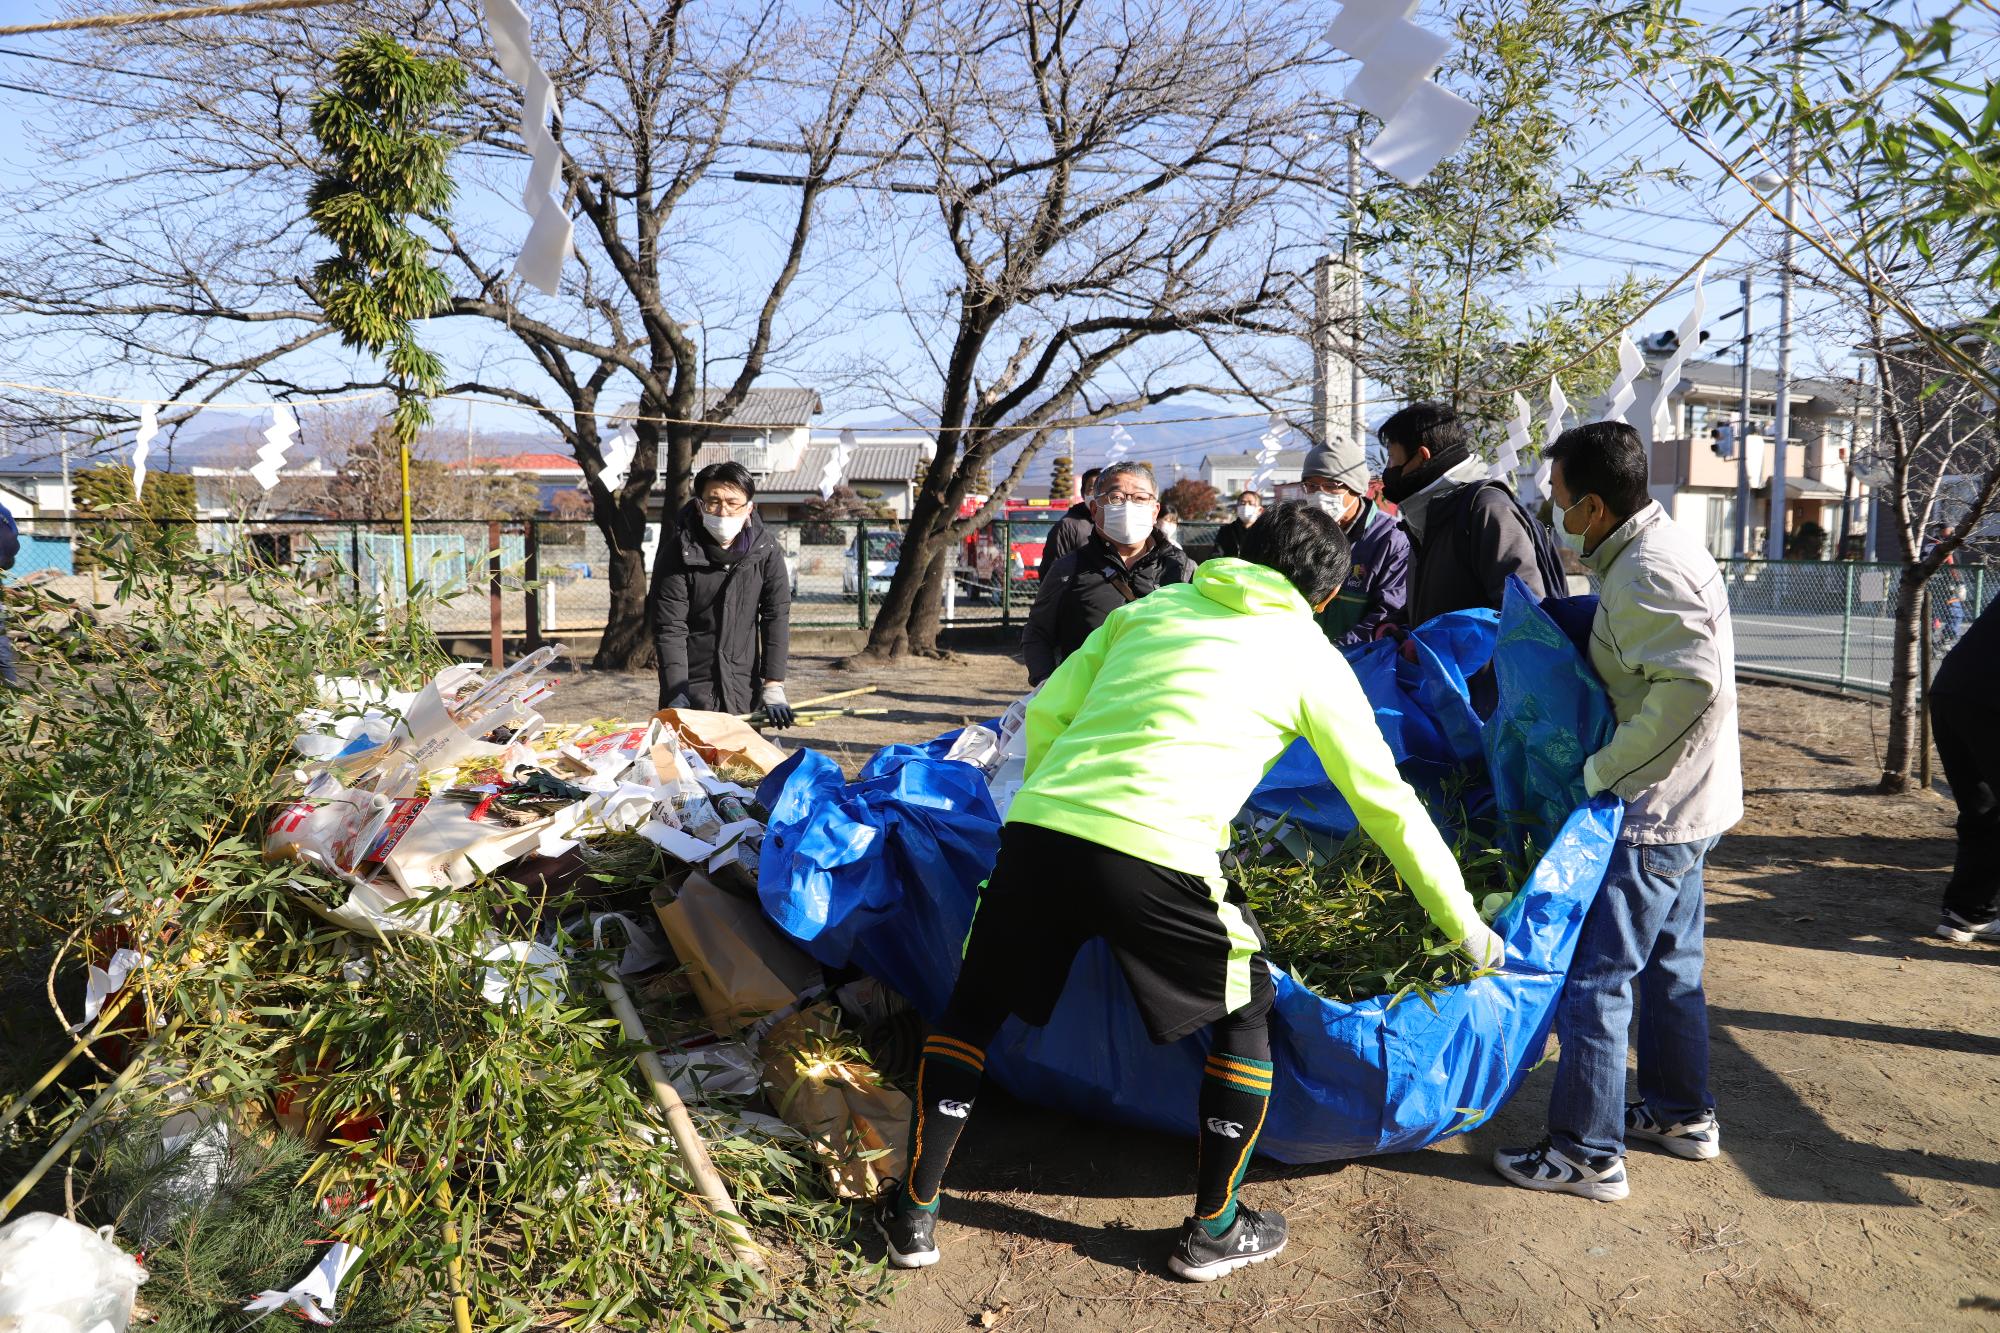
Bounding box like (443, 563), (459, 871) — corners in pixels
(597, 971), (766, 1272)
(439, 1181), (474, 1333)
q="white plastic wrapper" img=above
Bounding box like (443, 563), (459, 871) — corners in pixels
(0, 1213), (147, 1333)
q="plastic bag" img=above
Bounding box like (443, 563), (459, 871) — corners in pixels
(0, 1213), (147, 1333)
(759, 584), (1621, 1162)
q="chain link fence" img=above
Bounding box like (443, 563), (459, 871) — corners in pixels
(10, 516), (1984, 692)
(1719, 558), (1994, 695)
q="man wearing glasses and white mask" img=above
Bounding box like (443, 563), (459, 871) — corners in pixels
(651, 461), (797, 728)
(1023, 461), (1193, 687)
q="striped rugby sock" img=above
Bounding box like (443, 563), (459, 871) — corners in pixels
(1194, 1050), (1273, 1237)
(902, 1032), (987, 1213)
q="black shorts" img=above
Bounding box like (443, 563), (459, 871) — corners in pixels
(954, 822), (1274, 1045)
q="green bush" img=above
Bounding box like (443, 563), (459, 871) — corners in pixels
(0, 536), (887, 1330)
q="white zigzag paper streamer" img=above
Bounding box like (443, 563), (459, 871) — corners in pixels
(819, 428), (856, 500)
(70, 948), (146, 1034)
(1492, 391), (1529, 483)
(484, 0), (575, 296)
(244, 1242), (363, 1327)
(132, 402), (159, 499)
(595, 422), (637, 493)
(1326, 0), (1477, 186)
(249, 404), (297, 492)
(1650, 262), (1707, 445)
(1528, 377), (1570, 503)
(1249, 412), (1287, 490)
(1597, 332), (1644, 425)
(1105, 423), (1134, 463)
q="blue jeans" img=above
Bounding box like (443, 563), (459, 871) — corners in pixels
(1549, 834), (1719, 1161)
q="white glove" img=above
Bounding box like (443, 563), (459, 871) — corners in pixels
(1460, 923), (1507, 971)
(760, 682), (796, 729)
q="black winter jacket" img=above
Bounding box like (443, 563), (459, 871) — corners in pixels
(650, 502), (792, 712)
(1214, 517), (1255, 559)
(1405, 480), (1554, 627)
(1022, 531), (1195, 685)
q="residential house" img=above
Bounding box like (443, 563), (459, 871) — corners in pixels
(1634, 359), (1874, 560)
(1202, 449), (1308, 498)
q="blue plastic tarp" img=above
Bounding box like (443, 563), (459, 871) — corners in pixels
(757, 579), (1622, 1162)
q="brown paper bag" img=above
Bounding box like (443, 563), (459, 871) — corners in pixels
(654, 708), (789, 778)
(759, 1006), (912, 1199)
(653, 872), (819, 1035)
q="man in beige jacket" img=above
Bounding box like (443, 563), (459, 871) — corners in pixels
(1493, 420), (1743, 1202)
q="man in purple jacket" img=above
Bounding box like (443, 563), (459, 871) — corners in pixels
(1298, 436), (1408, 647)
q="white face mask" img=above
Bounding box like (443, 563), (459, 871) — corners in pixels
(1307, 490), (1346, 519)
(1099, 501), (1156, 546)
(702, 511), (747, 544)
(1551, 498), (1590, 555)
(1160, 521), (1180, 544)
(1237, 503), (1261, 524)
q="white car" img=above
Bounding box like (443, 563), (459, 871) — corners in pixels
(842, 531), (901, 596)
(644, 521), (798, 593)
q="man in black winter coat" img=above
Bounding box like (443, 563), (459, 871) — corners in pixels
(1932, 592), (2000, 944)
(1214, 489), (1263, 559)
(1037, 467), (1102, 575)
(650, 461), (795, 724)
(1377, 402), (1557, 627)
(1023, 462), (1193, 685)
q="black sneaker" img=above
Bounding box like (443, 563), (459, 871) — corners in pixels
(1625, 1102), (1721, 1160)
(1167, 1206), (1288, 1282)
(1491, 1138), (1629, 1201)
(873, 1188), (940, 1269)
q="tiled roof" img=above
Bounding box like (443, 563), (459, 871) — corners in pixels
(457, 453), (580, 472)
(1678, 359), (1866, 410)
(848, 443), (922, 480)
(759, 445), (834, 496)
(695, 386), (823, 426)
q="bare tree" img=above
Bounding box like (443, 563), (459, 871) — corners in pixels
(849, 0), (1346, 659)
(1615, 0), (2000, 792)
(0, 0), (914, 669)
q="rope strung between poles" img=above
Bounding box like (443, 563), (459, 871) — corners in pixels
(0, 0), (351, 38)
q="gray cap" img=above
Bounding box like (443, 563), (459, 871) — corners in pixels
(1302, 432), (1369, 492)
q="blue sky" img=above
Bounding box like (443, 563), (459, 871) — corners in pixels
(0, 0), (1926, 477)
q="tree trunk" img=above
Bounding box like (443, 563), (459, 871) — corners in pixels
(592, 489), (657, 672)
(857, 448), (957, 660)
(1879, 563), (1927, 792)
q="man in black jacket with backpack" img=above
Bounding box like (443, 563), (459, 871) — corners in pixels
(1377, 401), (1564, 625)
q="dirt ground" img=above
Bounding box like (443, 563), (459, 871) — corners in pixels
(547, 653), (2000, 1331)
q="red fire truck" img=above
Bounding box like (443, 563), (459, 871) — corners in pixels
(955, 495), (1071, 603)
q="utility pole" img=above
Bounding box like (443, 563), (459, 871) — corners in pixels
(1347, 130), (1364, 447)
(1766, 0), (1804, 560)
(58, 427), (73, 531)
(1734, 275), (1754, 559)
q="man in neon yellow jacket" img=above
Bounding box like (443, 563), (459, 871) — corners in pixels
(875, 502), (1500, 1283)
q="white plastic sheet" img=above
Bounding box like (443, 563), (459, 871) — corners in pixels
(243, 1243), (362, 1327)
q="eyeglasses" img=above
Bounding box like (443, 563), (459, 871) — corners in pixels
(699, 494), (751, 516)
(1096, 491), (1156, 505)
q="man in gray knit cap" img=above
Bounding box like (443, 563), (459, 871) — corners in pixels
(1297, 432), (1409, 647)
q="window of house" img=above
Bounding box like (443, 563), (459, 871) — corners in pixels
(1705, 494), (1736, 560)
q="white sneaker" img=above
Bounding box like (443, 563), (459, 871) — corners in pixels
(1492, 1140), (1629, 1202)
(1625, 1103), (1721, 1160)
(1937, 911), (2000, 943)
